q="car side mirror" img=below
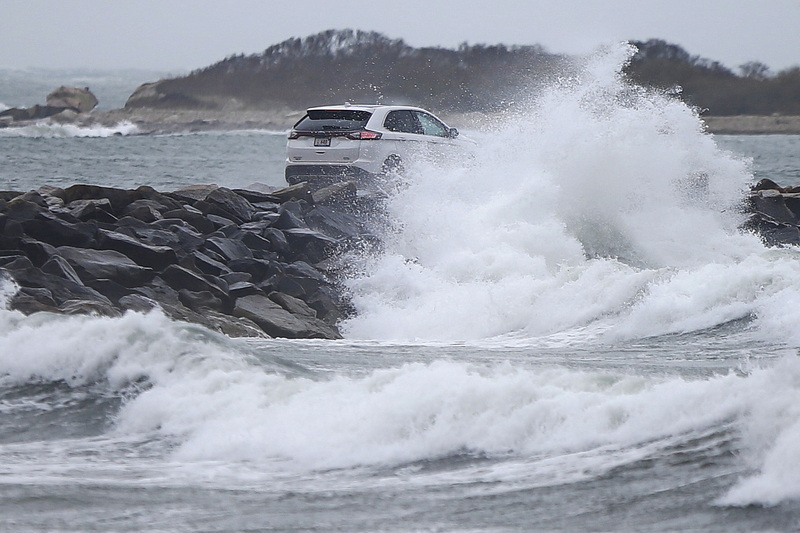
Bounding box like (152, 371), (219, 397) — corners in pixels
(449, 127), (459, 138)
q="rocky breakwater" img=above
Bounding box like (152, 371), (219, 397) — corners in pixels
(0, 181), (376, 339)
(743, 178), (800, 246)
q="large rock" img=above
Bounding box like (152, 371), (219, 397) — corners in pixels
(282, 227), (339, 263)
(162, 208), (216, 234)
(269, 291), (318, 318)
(124, 81), (205, 110)
(5, 197), (46, 221)
(205, 236), (253, 262)
(226, 258), (278, 282)
(58, 299), (120, 317)
(744, 179), (800, 246)
(64, 198), (116, 222)
(0, 108), (33, 122)
(205, 187), (257, 222)
(0, 87), (98, 125)
(46, 86), (98, 113)
(41, 255), (83, 284)
(170, 184), (219, 203)
(159, 264), (229, 304)
(312, 181), (358, 206)
(270, 182), (314, 204)
(18, 237), (57, 266)
(57, 246), (153, 287)
(9, 287), (59, 314)
(21, 216), (98, 248)
(0, 105), (72, 122)
(98, 229), (178, 270)
(190, 250), (231, 276)
(5, 265), (114, 307)
(232, 294), (340, 339)
(56, 184), (137, 213)
(749, 190), (798, 225)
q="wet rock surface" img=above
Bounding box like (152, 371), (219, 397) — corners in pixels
(0, 181), (383, 339)
(743, 178), (800, 246)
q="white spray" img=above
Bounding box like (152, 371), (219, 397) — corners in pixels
(340, 43), (786, 342)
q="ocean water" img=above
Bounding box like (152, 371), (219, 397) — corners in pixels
(3, 47), (800, 532)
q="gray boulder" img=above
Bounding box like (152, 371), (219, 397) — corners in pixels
(41, 255), (83, 284)
(282, 227), (338, 263)
(205, 236), (253, 262)
(159, 264), (228, 303)
(98, 229), (178, 270)
(46, 86), (98, 113)
(205, 187), (257, 222)
(57, 246), (153, 287)
(58, 299), (120, 317)
(6, 265), (113, 307)
(21, 216), (97, 248)
(232, 294), (340, 339)
(269, 291), (318, 318)
(170, 184), (219, 203)
(65, 198), (116, 222)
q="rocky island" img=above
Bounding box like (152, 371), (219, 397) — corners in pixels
(0, 86), (100, 127)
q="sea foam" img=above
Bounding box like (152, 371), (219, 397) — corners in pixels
(3, 276), (800, 505)
(108, 344), (800, 507)
(0, 120), (138, 138)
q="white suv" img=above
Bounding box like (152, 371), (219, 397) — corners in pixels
(285, 104), (470, 186)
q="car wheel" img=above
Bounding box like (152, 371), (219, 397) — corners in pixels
(381, 155), (404, 176)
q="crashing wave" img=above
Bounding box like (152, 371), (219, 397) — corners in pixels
(0, 120), (138, 138)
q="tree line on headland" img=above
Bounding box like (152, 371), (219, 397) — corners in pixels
(627, 39), (800, 115)
(124, 29), (800, 117)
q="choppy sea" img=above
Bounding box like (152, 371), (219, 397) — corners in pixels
(4, 48), (800, 532)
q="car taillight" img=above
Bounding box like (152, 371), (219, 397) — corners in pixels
(288, 131), (300, 139)
(347, 130), (382, 140)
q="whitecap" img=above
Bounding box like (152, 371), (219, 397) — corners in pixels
(0, 120), (139, 138)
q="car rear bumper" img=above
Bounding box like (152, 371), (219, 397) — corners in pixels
(285, 164), (376, 186)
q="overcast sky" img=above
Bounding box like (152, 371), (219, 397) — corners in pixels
(2, 0), (799, 74)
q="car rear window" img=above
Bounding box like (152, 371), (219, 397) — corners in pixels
(294, 110), (372, 132)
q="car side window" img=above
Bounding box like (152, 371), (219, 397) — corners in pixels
(414, 112), (449, 137)
(384, 110), (422, 134)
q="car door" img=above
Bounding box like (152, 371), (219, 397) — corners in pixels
(383, 109), (425, 161)
(412, 111), (464, 167)
(383, 109), (461, 166)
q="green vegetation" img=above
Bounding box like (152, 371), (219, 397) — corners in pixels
(126, 30), (800, 116)
(627, 39), (800, 115)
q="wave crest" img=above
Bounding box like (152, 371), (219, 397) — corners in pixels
(0, 120), (138, 138)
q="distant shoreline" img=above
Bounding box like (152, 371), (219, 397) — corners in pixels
(701, 115), (800, 135)
(23, 107), (800, 136)
(86, 108), (303, 134)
